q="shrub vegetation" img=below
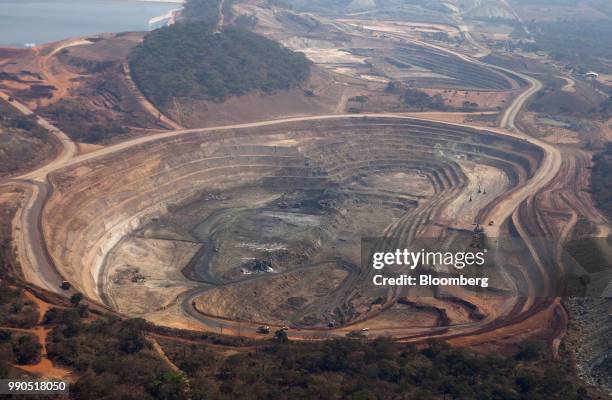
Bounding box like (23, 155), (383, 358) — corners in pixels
(40, 306), (603, 400)
(129, 23), (311, 107)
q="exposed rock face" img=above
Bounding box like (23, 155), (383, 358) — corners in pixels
(43, 118), (543, 326)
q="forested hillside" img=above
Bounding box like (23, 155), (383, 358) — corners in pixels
(182, 0), (223, 25)
(129, 23), (311, 107)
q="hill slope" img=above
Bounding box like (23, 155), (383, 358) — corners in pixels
(129, 23), (311, 108)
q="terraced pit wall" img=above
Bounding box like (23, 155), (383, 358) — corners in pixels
(42, 118), (543, 315)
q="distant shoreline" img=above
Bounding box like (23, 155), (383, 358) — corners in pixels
(0, 0), (185, 48)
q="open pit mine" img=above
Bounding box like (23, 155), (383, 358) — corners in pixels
(40, 115), (565, 342)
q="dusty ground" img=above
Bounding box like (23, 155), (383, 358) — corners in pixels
(164, 68), (347, 128)
(105, 237), (200, 315)
(75, 142), (105, 155)
(337, 20), (461, 37)
(0, 34), (165, 144)
(440, 161), (509, 230)
(521, 112), (581, 144)
(1, 291), (73, 380)
(403, 111), (499, 126)
(195, 265), (351, 326)
(421, 88), (513, 111)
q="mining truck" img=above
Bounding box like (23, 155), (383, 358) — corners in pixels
(256, 326), (270, 334)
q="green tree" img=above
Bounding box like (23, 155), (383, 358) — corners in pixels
(119, 319), (149, 354)
(70, 293), (83, 306)
(150, 372), (187, 400)
(12, 335), (41, 365)
(275, 329), (289, 344)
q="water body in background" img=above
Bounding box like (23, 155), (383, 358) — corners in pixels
(0, 0), (180, 47)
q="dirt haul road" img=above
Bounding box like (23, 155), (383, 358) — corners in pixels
(1, 88), (77, 295)
(0, 91), (76, 183)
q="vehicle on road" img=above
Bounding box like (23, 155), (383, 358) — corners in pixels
(256, 326), (270, 334)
